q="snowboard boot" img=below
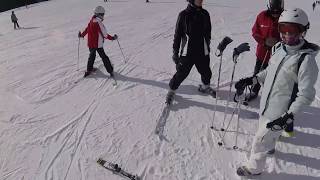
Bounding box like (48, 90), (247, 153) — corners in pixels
(165, 90), (175, 105)
(198, 84), (216, 97)
(236, 166), (261, 177)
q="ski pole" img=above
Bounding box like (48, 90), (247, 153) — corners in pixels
(211, 37), (233, 130)
(116, 39), (127, 63)
(233, 87), (247, 150)
(221, 58), (238, 131)
(246, 50), (269, 99)
(221, 43), (250, 131)
(258, 50), (269, 73)
(77, 37), (80, 71)
(218, 86), (246, 147)
(218, 95), (241, 146)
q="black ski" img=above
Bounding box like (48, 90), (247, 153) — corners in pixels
(97, 158), (140, 180)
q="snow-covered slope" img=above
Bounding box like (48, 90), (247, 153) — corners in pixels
(0, 0), (320, 179)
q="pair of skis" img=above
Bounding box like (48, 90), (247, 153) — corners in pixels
(75, 68), (118, 87)
(97, 158), (140, 180)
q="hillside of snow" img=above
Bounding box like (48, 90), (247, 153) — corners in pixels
(0, 0), (320, 180)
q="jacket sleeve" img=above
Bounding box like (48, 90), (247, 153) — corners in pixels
(288, 54), (319, 115)
(205, 11), (211, 50)
(256, 68), (267, 85)
(252, 13), (265, 44)
(172, 12), (185, 55)
(11, 14), (17, 22)
(97, 20), (113, 40)
(81, 27), (88, 37)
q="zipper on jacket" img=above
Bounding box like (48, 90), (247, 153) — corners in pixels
(261, 55), (287, 115)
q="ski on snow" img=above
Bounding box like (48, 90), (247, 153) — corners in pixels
(154, 93), (174, 141)
(97, 158), (141, 180)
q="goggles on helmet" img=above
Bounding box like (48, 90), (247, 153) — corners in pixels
(278, 23), (302, 35)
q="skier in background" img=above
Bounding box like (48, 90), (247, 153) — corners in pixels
(78, 6), (118, 77)
(246, 0), (283, 101)
(312, 2), (316, 11)
(166, 0), (214, 104)
(235, 8), (319, 177)
(11, 11), (20, 30)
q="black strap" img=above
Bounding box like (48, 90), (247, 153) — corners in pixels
(288, 53), (308, 109)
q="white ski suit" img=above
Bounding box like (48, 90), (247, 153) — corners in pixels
(246, 40), (319, 173)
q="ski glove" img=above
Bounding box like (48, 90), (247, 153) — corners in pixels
(112, 34), (118, 40)
(233, 43), (250, 60)
(78, 31), (82, 38)
(266, 112), (294, 131)
(216, 36), (233, 56)
(235, 76), (257, 95)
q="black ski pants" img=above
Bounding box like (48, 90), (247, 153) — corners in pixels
(13, 21), (20, 29)
(252, 59), (269, 93)
(169, 55), (212, 90)
(88, 48), (113, 74)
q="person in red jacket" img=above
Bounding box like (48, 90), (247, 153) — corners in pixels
(78, 6), (118, 77)
(247, 0), (283, 101)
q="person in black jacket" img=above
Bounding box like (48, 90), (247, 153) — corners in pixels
(11, 11), (20, 30)
(166, 0), (214, 104)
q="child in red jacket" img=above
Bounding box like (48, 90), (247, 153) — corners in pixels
(247, 0), (283, 101)
(79, 6), (118, 77)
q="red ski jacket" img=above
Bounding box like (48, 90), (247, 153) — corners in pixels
(252, 10), (281, 62)
(80, 16), (113, 48)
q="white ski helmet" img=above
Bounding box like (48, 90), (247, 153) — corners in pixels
(94, 6), (105, 15)
(266, 0), (284, 12)
(279, 8), (309, 31)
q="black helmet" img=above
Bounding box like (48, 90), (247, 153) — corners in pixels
(267, 0), (284, 13)
(187, 0), (195, 4)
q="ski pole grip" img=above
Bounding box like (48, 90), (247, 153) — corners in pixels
(232, 42), (250, 62)
(216, 36), (233, 57)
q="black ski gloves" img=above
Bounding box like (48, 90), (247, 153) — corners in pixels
(78, 31), (82, 38)
(266, 112), (294, 131)
(112, 34), (118, 40)
(235, 76), (257, 95)
(233, 43), (250, 60)
(216, 36), (233, 56)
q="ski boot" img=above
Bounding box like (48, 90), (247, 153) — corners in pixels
(236, 166), (261, 177)
(84, 67), (98, 77)
(110, 72), (114, 78)
(165, 90), (175, 105)
(198, 84), (216, 97)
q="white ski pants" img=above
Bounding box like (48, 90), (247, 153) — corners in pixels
(246, 116), (282, 173)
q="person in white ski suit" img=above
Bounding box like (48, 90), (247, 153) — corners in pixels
(235, 8), (319, 176)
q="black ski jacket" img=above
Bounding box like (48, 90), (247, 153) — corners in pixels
(173, 4), (211, 57)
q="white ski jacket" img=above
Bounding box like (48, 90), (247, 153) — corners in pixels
(256, 40), (319, 120)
